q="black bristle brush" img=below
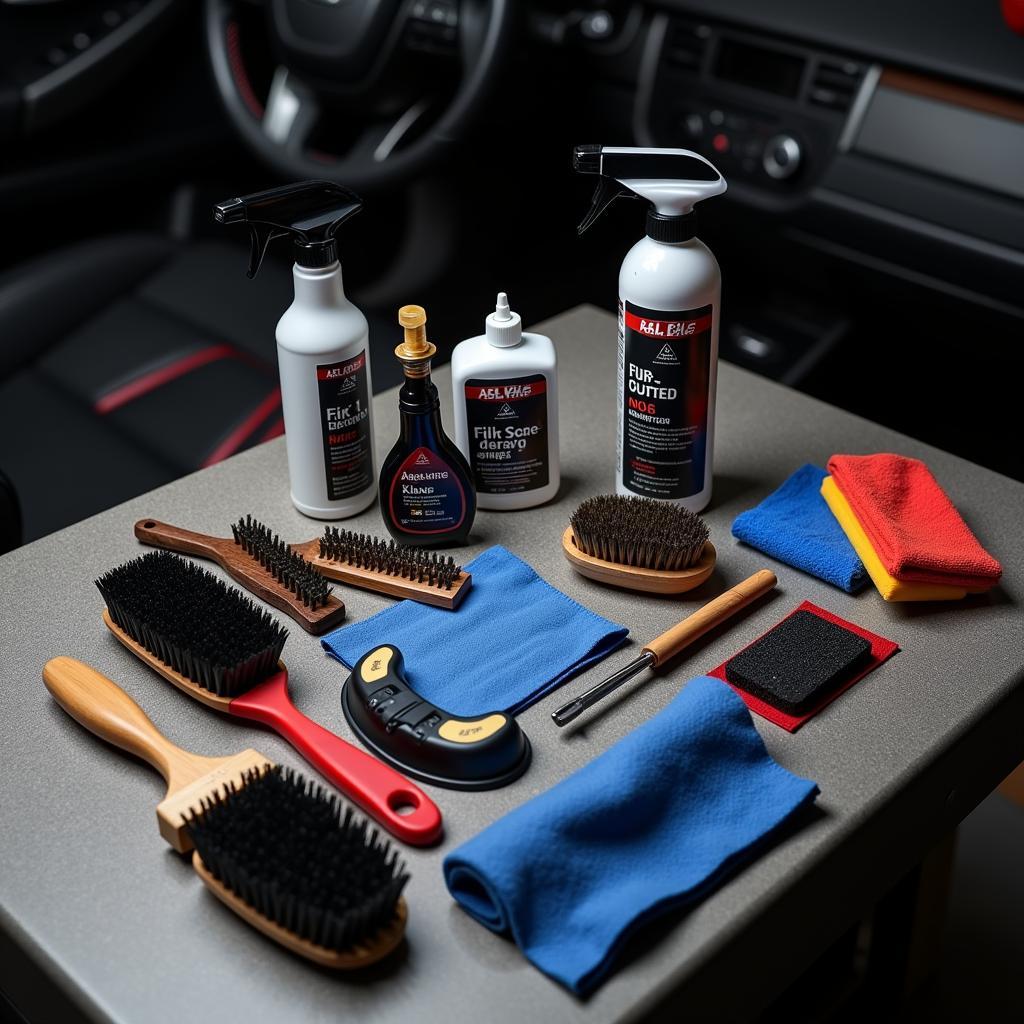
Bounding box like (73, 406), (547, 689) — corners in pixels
(135, 515), (344, 634)
(43, 655), (408, 968)
(95, 550), (444, 847)
(562, 494), (716, 594)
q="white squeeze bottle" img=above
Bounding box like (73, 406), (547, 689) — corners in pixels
(214, 180), (376, 519)
(573, 146), (727, 513)
(451, 293), (560, 510)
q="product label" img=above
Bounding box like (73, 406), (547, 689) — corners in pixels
(317, 352), (373, 501)
(463, 374), (549, 495)
(388, 446), (466, 534)
(617, 299), (713, 499)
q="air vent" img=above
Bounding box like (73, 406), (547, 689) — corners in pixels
(808, 59), (862, 112)
(664, 20), (711, 73)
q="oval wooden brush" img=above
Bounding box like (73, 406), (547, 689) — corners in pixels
(562, 494), (716, 594)
(43, 657), (408, 969)
(95, 551), (443, 847)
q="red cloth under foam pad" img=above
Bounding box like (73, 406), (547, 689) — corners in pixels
(827, 453), (1002, 590)
(708, 601), (899, 732)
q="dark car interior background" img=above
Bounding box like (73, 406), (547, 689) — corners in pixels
(2, 0), (1022, 552)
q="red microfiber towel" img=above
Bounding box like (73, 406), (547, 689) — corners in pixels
(827, 453), (1002, 590)
(708, 601), (899, 732)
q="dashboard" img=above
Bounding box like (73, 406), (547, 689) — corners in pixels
(531, 0), (1024, 319)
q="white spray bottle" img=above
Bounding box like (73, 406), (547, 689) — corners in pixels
(574, 146), (727, 513)
(215, 181), (376, 520)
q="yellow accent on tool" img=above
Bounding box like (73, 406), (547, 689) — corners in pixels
(438, 714), (508, 744)
(360, 647), (394, 683)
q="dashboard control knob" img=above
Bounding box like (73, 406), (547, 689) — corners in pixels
(580, 10), (615, 40)
(762, 134), (801, 180)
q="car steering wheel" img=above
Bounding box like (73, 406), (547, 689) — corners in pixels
(206, 0), (515, 191)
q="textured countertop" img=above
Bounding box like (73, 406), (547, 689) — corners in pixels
(2, 304), (1022, 1023)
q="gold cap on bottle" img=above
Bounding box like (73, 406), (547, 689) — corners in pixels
(395, 304), (436, 368)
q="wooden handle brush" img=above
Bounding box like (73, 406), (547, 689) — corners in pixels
(43, 657), (409, 969)
(138, 516), (472, 614)
(136, 518), (345, 634)
(552, 570), (777, 726)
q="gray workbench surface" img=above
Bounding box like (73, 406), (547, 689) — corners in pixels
(2, 305), (1022, 1024)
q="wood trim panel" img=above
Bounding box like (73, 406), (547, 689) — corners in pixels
(880, 67), (1024, 124)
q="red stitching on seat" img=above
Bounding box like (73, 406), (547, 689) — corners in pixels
(94, 345), (235, 414)
(259, 416), (285, 443)
(226, 20), (265, 118)
(202, 388), (282, 468)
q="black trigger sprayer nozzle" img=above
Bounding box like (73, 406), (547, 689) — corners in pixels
(213, 180), (364, 279)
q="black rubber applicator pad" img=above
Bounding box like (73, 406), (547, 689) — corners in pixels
(725, 609), (871, 715)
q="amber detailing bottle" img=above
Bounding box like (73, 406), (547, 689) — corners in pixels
(379, 305), (476, 547)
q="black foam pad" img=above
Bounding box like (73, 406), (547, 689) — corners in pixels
(725, 609), (871, 714)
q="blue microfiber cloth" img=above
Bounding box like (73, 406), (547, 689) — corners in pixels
(443, 676), (819, 996)
(321, 545), (628, 717)
(732, 463), (869, 593)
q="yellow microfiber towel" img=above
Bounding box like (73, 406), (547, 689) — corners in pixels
(820, 476), (972, 602)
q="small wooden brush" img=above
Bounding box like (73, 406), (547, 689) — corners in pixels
(135, 516), (344, 634)
(43, 657), (408, 969)
(290, 526), (472, 609)
(562, 494), (716, 594)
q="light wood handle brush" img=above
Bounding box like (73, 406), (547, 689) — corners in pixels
(42, 657), (409, 969)
(43, 656), (271, 852)
(552, 570), (777, 726)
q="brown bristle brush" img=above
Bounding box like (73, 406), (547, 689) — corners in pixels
(562, 494), (716, 594)
(136, 516), (472, 614)
(43, 657), (409, 969)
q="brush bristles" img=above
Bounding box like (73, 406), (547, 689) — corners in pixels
(96, 551), (288, 697)
(569, 494), (710, 571)
(319, 527), (462, 590)
(231, 515), (333, 609)
(187, 766), (408, 953)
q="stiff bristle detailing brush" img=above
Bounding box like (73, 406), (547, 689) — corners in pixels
(96, 551), (443, 846)
(188, 766), (409, 968)
(562, 494), (716, 594)
(135, 517), (345, 635)
(231, 516), (332, 607)
(289, 527), (472, 610)
(42, 656), (272, 853)
(42, 659), (408, 969)
(552, 569), (777, 726)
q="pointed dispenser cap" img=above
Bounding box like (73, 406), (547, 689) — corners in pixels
(395, 304), (437, 364)
(485, 292), (522, 348)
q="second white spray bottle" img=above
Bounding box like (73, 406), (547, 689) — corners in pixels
(574, 146), (726, 513)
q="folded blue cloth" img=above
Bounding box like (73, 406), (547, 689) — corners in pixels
(732, 463), (869, 593)
(321, 545), (628, 717)
(443, 676), (819, 996)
